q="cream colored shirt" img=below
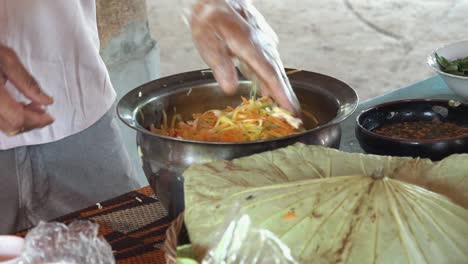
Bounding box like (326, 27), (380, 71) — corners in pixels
(0, 0), (116, 150)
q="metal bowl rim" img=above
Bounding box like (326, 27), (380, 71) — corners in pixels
(355, 98), (468, 144)
(117, 68), (359, 146)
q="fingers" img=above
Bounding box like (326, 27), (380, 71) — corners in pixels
(0, 86), (54, 136)
(24, 102), (47, 114)
(0, 84), (26, 131)
(0, 45), (55, 135)
(0, 115), (12, 133)
(0, 45), (53, 105)
(0, 71), (6, 85)
(22, 103), (54, 132)
(257, 80), (270, 98)
(216, 18), (300, 114)
(262, 71), (301, 114)
(190, 1), (301, 114)
(192, 18), (238, 95)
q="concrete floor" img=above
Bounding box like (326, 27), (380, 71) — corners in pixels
(147, 0), (468, 101)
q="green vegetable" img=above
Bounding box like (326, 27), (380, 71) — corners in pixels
(176, 258), (199, 264)
(183, 144), (468, 263)
(176, 245), (199, 264)
(435, 53), (468, 76)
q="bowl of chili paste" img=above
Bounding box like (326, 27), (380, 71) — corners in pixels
(356, 99), (468, 160)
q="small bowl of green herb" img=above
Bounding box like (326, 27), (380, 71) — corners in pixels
(427, 40), (468, 100)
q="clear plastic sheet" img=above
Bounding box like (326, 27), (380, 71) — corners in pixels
(200, 210), (298, 264)
(19, 221), (115, 264)
(179, 0), (301, 114)
(167, 206), (298, 264)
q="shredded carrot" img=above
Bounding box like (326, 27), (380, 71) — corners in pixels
(283, 209), (298, 220)
(150, 96), (308, 142)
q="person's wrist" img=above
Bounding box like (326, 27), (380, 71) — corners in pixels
(192, 0), (246, 21)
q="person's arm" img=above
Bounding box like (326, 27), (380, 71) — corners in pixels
(0, 44), (54, 136)
(183, 0), (301, 114)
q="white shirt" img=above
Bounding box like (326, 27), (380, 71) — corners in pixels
(0, 0), (116, 150)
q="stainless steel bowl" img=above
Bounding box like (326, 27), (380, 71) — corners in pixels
(117, 69), (358, 218)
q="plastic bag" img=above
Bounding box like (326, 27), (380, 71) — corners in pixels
(169, 205), (298, 264)
(178, 0), (301, 114)
(19, 221), (115, 264)
(201, 210), (298, 264)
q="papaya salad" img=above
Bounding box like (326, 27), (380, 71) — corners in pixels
(150, 96), (314, 142)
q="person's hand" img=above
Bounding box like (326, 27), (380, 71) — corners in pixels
(0, 45), (54, 136)
(189, 0), (301, 114)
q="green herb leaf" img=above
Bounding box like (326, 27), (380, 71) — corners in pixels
(435, 53), (468, 76)
(435, 53), (450, 68)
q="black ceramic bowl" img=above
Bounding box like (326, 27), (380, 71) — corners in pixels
(356, 99), (468, 160)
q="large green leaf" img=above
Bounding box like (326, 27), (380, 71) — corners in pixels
(184, 144), (468, 263)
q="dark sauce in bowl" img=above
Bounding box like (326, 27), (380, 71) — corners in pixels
(356, 99), (468, 160)
(374, 120), (468, 140)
